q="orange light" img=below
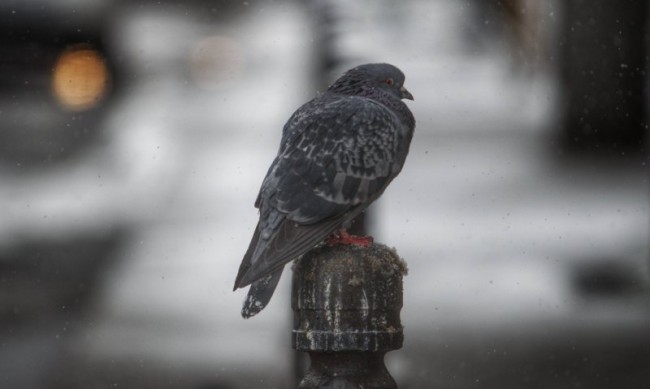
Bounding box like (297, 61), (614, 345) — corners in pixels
(52, 45), (110, 111)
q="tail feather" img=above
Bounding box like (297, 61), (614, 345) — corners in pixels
(241, 268), (283, 318)
(233, 222), (261, 291)
(236, 215), (346, 288)
(234, 206), (365, 318)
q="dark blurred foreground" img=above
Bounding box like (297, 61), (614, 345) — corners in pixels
(0, 0), (648, 388)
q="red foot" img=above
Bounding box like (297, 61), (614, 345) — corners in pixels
(327, 229), (374, 247)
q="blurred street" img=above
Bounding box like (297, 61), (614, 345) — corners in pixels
(1, 0), (648, 388)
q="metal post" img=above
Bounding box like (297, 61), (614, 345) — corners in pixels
(292, 243), (406, 388)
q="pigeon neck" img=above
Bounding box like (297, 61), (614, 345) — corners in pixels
(327, 84), (415, 130)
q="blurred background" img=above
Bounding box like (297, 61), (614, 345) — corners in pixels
(0, 0), (648, 388)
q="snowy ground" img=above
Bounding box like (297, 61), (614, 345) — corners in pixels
(1, 0), (648, 388)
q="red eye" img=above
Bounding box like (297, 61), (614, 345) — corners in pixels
(385, 78), (394, 86)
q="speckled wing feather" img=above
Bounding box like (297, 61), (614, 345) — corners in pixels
(234, 94), (411, 293)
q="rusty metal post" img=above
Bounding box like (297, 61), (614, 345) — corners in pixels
(292, 243), (406, 388)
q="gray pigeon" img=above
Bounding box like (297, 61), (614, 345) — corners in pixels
(233, 63), (415, 318)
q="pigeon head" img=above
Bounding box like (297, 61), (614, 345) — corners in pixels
(327, 63), (414, 101)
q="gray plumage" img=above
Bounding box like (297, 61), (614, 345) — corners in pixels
(233, 63), (415, 318)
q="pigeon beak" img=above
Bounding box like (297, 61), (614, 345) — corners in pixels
(400, 86), (414, 100)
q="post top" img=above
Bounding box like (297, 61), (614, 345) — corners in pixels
(292, 243), (406, 352)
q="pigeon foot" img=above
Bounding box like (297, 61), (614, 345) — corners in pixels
(327, 229), (374, 247)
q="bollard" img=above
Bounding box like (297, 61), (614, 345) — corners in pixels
(292, 243), (407, 388)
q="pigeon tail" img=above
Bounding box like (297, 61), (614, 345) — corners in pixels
(241, 269), (283, 318)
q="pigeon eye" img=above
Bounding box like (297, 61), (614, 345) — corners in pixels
(384, 78), (394, 86)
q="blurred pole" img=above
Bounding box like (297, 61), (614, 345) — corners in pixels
(559, 0), (648, 155)
(305, 0), (341, 92)
(292, 244), (405, 388)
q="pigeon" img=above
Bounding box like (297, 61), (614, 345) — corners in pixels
(233, 63), (415, 318)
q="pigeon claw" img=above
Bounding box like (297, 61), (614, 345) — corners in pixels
(326, 228), (374, 247)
